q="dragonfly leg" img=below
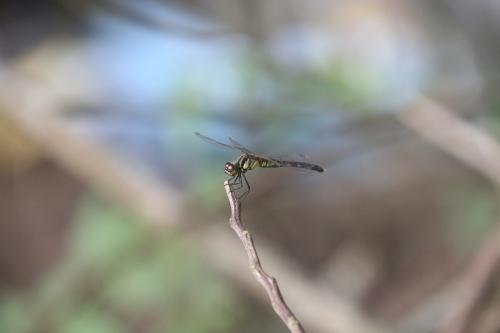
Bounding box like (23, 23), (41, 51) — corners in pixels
(237, 174), (250, 201)
(228, 175), (243, 192)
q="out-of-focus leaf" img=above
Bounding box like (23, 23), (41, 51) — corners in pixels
(445, 183), (497, 253)
(55, 304), (125, 333)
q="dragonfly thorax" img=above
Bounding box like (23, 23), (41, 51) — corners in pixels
(224, 161), (239, 176)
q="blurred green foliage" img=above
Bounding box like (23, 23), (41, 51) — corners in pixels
(444, 182), (498, 254)
(0, 196), (277, 333)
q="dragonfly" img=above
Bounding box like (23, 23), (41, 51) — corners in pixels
(195, 132), (324, 199)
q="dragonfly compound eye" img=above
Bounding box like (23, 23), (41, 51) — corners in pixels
(224, 162), (237, 176)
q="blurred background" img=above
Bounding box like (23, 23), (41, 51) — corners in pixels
(2, 1), (500, 332)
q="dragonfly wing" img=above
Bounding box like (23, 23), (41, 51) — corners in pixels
(228, 137), (255, 154)
(268, 153), (309, 163)
(194, 132), (238, 151)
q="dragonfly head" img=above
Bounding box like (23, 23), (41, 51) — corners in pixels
(224, 162), (238, 176)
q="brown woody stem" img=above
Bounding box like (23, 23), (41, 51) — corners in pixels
(224, 180), (306, 333)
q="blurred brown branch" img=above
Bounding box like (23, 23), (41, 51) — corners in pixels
(398, 97), (500, 333)
(224, 180), (305, 333)
(440, 231), (500, 333)
(399, 98), (500, 187)
(0, 67), (182, 225)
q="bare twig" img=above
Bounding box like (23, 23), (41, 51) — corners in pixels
(200, 223), (390, 333)
(224, 180), (306, 333)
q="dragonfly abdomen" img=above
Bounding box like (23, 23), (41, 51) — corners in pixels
(276, 160), (324, 172)
(256, 159), (281, 169)
(241, 155), (324, 173)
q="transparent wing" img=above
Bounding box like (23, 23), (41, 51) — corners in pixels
(194, 132), (238, 150)
(267, 153), (303, 163)
(228, 137), (255, 154)
(228, 136), (310, 163)
(195, 132), (253, 155)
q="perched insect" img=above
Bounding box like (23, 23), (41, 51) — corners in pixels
(195, 132), (324, 199)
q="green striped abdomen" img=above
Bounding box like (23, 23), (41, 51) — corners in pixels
(240, 156), (279, 172)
